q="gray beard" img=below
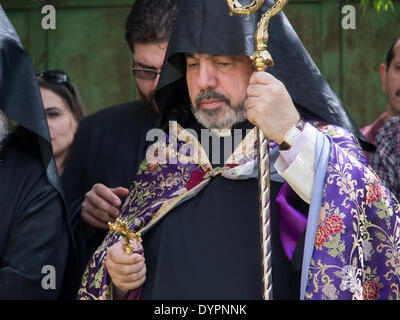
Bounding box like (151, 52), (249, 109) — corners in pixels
(0, 110), (11, 150)
(191, 102), (247, 129)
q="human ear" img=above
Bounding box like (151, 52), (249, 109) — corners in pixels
(379, 63), (387, 93)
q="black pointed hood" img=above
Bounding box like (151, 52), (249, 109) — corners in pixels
(0, 5), (63, 191)
(0, 6), (81, 276)
(155, 0), (371, 150)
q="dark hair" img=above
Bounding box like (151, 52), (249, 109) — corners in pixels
(386, 37), (400, 68)
(37, 73), (86, 123)
(125, 0), (178, 52)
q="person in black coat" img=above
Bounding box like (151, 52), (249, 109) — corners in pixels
(0, 6), (75, 299)
(61, 0), (179, 286)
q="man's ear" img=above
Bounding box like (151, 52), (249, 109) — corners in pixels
(380, 63), (387, 93)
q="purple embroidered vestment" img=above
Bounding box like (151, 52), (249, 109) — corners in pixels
(77, 121), (400, 300)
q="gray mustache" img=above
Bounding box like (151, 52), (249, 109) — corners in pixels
(195, 89), (231, 107)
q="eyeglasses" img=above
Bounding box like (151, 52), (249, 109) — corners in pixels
(132, 67), (161, 80)
(37, 70), (76, 96)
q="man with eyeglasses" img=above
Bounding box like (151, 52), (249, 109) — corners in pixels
(61, 0), (178, 289)
(132, 43), (164, 116)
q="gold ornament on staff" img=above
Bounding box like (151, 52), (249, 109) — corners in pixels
(108, 218), (142, 254)
(226, 0), (288, 300)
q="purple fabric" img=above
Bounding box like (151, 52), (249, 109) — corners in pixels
(126, 287), (143, 300)
(77, 120), (400, 300)
(305, 125), (400, 299)
(276, 182), (307, 261)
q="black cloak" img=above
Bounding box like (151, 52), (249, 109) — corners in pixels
(137, 0), (366, 299)
(0, 6), (78, 299)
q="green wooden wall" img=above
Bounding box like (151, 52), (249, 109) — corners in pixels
(3, 0), (138, 115)
(2, 0), (400, 127)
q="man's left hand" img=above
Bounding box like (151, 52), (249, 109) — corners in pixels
(245, 71), (300, 144)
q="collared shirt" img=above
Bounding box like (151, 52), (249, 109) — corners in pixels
(370, 115), (400, 198)
(361, 112), (387, 145)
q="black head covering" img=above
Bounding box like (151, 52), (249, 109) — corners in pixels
(0, 5), (80, 276)
(155, 0), (372, 150)
(0, 5), (63, 191)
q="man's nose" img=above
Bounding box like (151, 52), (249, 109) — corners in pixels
(197, 63), (217, 90)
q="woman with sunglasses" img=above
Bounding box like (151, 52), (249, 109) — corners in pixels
(37, 70), (86, 175)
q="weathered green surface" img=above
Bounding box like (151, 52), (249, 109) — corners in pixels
(286, 0), (400, 127)
(45, 7), (136, 114)
(341, 0), (400, 127)
(3, 0), (400, 127)
(3, 1), (137, 115)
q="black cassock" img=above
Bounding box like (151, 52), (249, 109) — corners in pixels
(140, 120), (307, 300)
(0, 133), (69, 299)
(64, 101), (307, 299)
(0, 7), (74, 299)
(62, 101), (158, 274)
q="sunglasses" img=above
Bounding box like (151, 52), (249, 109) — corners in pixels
(132, 66), (161, 80)
(37, 70), (76, 96)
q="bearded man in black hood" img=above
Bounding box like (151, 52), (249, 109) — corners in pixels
(78, 0), (400, 300)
